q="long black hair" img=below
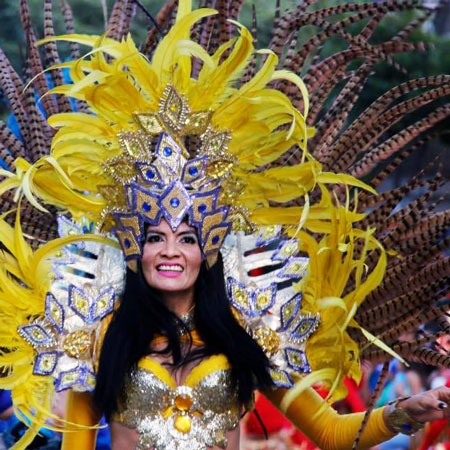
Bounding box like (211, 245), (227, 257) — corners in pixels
(94, 254), (273, 420)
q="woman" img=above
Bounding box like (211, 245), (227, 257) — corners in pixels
(0, 1), (449, 449)
(59, 219), (450, 450)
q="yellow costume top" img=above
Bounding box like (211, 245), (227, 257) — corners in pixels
(62, 356), (394, 450)
(113, 354), (240, 449)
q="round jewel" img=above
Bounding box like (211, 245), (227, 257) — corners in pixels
(188, 166), (198, 176)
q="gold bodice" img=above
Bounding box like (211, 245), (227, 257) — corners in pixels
(113, 354), (240, 450)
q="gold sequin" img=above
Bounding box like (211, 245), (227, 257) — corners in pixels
(134, 113), (164, 134)
(183, 110), (212, 135)
(115, 359), (239, 450)
(254, 327), (280, 356)
(63, 330), (91, 359)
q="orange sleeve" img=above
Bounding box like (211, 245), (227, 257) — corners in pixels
(61, 391), (101, 450)
(264, 387), (395, 450)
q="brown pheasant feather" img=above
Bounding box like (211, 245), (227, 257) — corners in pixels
(43, 0), (73, 114)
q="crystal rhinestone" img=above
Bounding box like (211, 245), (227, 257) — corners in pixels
(142, 202), (151, 212)
(170, 198), (180, 208)
(41, 355), (53, 370)
(98, 298), (107, 309)
(124, 238), (131, 249)
(174, 394), (193, 412)
(188, 166), (198, 176)
(63, 372), (78, 383)
(163, 146), (172, 157)
(146, 169), (155, 179)
(75, 297), (87, 310)
(257, 295), (268, 307)
(32, 329), (45, 340)
(284, 243), (296, 254)
(174, 415), (191, 434)
(50, 305), (61, 319)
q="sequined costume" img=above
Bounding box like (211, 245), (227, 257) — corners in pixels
(113, 355), (240, 450)
(0, 0), (449, 449)
(62, 365), (395, 450)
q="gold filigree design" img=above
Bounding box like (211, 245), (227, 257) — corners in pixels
(97, 185), (127, 207)
(104, 155), (139, 184)
(254, 327), (280, 357)
(63, 330), (91, 359)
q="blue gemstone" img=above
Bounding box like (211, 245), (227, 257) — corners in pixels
(163, 146), (172, 157)
(212, 235), (220, 245)
(198, 203), (207, 213)
(170, 198), (180, 208)
(142, 202), (151, 212)
(124, 238), (131, 249)
(146, 169), (155, 179)
(188, 166), (198, 176)
(82, 225), (89, 233)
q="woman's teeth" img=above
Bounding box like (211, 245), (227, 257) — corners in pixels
(157, 265), (183, 272)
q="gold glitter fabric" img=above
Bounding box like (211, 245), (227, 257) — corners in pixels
(113, 354), (240, 449)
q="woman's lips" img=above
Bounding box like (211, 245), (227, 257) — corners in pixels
(156, 264), (184, 278)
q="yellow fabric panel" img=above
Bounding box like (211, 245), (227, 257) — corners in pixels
(61, 391), (101, 450)
(264, 387), (395, 450)
(138, 357), (177, 389)
(185, 354), (230, 387)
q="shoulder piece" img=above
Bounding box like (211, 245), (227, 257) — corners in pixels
(18, 215), (125, 392)
(221, 230), (320, 389)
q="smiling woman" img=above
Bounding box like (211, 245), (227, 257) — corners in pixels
(0, 1), (450, 450)
(142, 221), (202, 314)
(93, 222), (273, 449)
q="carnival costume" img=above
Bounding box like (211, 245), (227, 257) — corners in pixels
(0, 0), (449, 448)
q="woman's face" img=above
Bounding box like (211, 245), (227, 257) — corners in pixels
(142, 220), (202, 298)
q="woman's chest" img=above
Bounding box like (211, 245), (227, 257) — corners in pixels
(112, 354), (241, 449)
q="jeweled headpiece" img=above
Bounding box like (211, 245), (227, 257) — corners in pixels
(107, 85), (234, 265)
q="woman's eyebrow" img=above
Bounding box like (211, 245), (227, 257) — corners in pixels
(177, 230), (197, 236)
(146, 230), (165, 236)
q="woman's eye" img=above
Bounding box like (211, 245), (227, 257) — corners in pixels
(181, 235), (197, 244)
(146, 234), (162, 243)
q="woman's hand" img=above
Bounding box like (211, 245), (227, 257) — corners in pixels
(398, 387), (450, 423)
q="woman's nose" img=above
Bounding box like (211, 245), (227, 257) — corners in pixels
(162, 238), (180, 257)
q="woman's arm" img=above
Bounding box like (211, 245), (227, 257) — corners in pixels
(61, 390), (101, 450)
(264, 387), (394, 450)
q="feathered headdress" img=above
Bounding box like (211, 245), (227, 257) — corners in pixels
(0, 0), (448, 448)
